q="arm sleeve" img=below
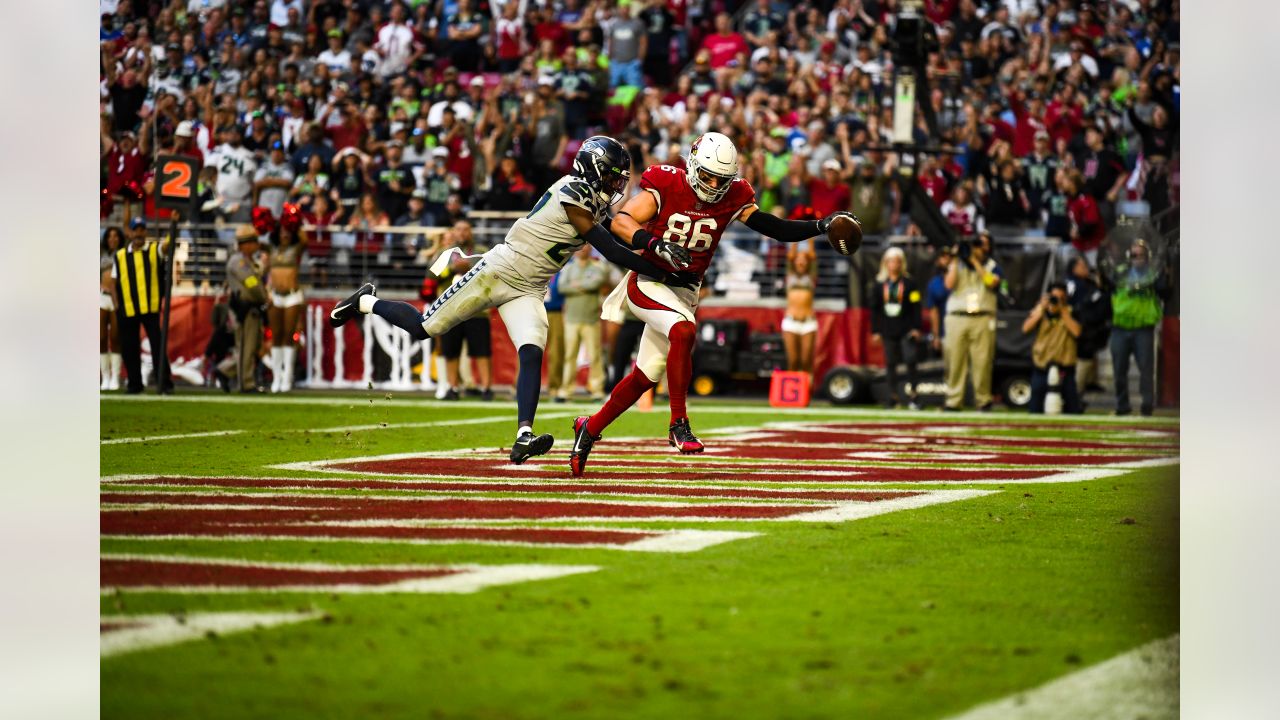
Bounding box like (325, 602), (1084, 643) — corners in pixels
(743, 210), (822, 243)
(583, 223), (676, 279)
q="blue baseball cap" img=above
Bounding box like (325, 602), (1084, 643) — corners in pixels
(129, 216), (146, 229)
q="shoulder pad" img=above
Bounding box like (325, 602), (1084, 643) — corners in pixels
(558, 180), (599, 212)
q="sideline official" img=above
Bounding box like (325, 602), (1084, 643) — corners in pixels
(112, 216), (173, 394)
(225, 224), (269, 392)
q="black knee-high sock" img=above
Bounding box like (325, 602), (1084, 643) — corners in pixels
(516, 344), (543, 428)
(371, 299), (429, 340)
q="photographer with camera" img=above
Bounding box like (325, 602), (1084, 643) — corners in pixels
(942, 232), (1003, 411)
(1022, 282), (1083, 414)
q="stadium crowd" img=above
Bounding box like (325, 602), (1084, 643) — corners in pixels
(99, 0), (1178, 407)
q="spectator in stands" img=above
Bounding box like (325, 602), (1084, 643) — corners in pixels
(330, 147), (371, 223)
(528, 78), (568, 191)
(558, 246), (608, 401)
(290, 154), (330, 209)
(809, 159), (851, 217)
(639, 0), (677, 86)
(557, 50), (594, 139)
(702, 12), (748, 70)
(776, 157), (811, 217)
(445, 0), (487, 73)
(940, 184), (984, 237)
(869, 247), (924, 410)
(1022, 130), (1059, 222)
(374, 140), (417, 223)
(1022, 281), (1083, 414)
(101, 121), (146, 226)
(100, 227), (125, 391)
(1100, 239), (1166, 417)
(254, 141), (295, 219)
(1065, 255), (1111, 395)
(1063, 170), (1107, 266)
(606, 1), (647, 88)
(291, 123), (336, 176)
(980, 160), (1031, 230)
(943, 233), (1002, 411)
(1077, 125), (1128, 228)
(849, 154), (899, 236)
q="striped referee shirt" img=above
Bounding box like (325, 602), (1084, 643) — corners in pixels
(112, 241), (165, 317)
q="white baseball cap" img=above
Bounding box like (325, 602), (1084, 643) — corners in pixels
(175, 120), (195, 138)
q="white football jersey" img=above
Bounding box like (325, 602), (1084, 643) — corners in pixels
(484, 175), (609, 292)
(207, 144), (257, 202)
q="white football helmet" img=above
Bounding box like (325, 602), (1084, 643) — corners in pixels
(685, 132), (738, 204)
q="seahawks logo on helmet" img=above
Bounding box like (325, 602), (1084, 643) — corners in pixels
(572, 135), (632, 207)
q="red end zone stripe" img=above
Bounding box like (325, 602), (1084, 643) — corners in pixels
(101, 493), (827, 520)
(107, 476), (922, 501)
(101, 558), (458, 588)
(102, 512), (661, 546)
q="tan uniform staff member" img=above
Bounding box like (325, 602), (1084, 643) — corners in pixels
(226, 224), (269, 393)
(112, 216), (174, 394)
(557, 245), (609, 400)
(943, 233), (1003, 411)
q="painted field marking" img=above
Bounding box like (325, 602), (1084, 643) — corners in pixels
(944, 634), (1178, 720)
(101, 412), (578, 446)
(102, 393), (1180, 425)
(99, 489), (985, 524)
(101, 611), (321, 658)
(101, 553), (600, 595)
(101, 430), (246, 446)
(104, 526), (760, 553)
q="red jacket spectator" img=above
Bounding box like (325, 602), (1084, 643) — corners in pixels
(105, 136), (146, 195)
(701, 13), (748, 69)
(1045, 95), (1084, 149)
(919, 168), (949, 206)
(1008, 92), (1047, 157)
(326, 113), (367, 152)
(808, 171), (851, 217)
(1067, 191), (1106, 252)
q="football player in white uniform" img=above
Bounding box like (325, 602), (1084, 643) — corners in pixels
(328, 136), (698, 464)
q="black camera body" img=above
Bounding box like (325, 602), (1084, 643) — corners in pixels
(955, 239), (972, 262)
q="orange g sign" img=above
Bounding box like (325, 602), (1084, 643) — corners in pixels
(769, 370), (812, 408)
(154, 155), (199, 214)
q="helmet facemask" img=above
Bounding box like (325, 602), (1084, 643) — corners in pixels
(688, 163), (734, 204)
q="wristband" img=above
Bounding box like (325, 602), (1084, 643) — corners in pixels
(632, 228), (657, 251)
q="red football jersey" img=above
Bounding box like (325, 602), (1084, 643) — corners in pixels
(637, 164), (756, 279)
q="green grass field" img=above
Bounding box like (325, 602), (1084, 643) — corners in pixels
(100, 394), (1178, 719)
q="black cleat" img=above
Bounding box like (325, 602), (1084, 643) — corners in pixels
(510, 431), (554, 465)
(329, 283), (376, 328)
(668, 418), (705, 454)
(569, 416), (599, 477)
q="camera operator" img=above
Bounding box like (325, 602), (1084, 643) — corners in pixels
(942, 232), (1003, 411)
(1021, 282), (1083, 414)
(1099, 239), (1167, 416)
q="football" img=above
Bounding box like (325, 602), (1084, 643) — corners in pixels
(825, 214), (863, 256)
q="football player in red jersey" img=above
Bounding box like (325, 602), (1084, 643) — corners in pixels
(570, 132), (857, 476)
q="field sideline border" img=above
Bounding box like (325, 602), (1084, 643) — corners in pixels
(101, 393), (1179, 424)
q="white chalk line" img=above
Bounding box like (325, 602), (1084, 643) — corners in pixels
(101, 611), (321, 658)
(944, 634), (1178, 720)
(101, 412), (577, 446)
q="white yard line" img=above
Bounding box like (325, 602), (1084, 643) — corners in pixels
(781, 489), (997, 522)
(101, 611), (320, 658)
(101, 430), (246, 445)
(944, 634), (1178, 720)
(101, 412), (577, 446)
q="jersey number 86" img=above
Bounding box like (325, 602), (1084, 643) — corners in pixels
(662, 213), (717, 252)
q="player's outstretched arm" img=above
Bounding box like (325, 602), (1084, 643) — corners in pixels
(741, 205), (859, 243)
(563, 204), (698, 289)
